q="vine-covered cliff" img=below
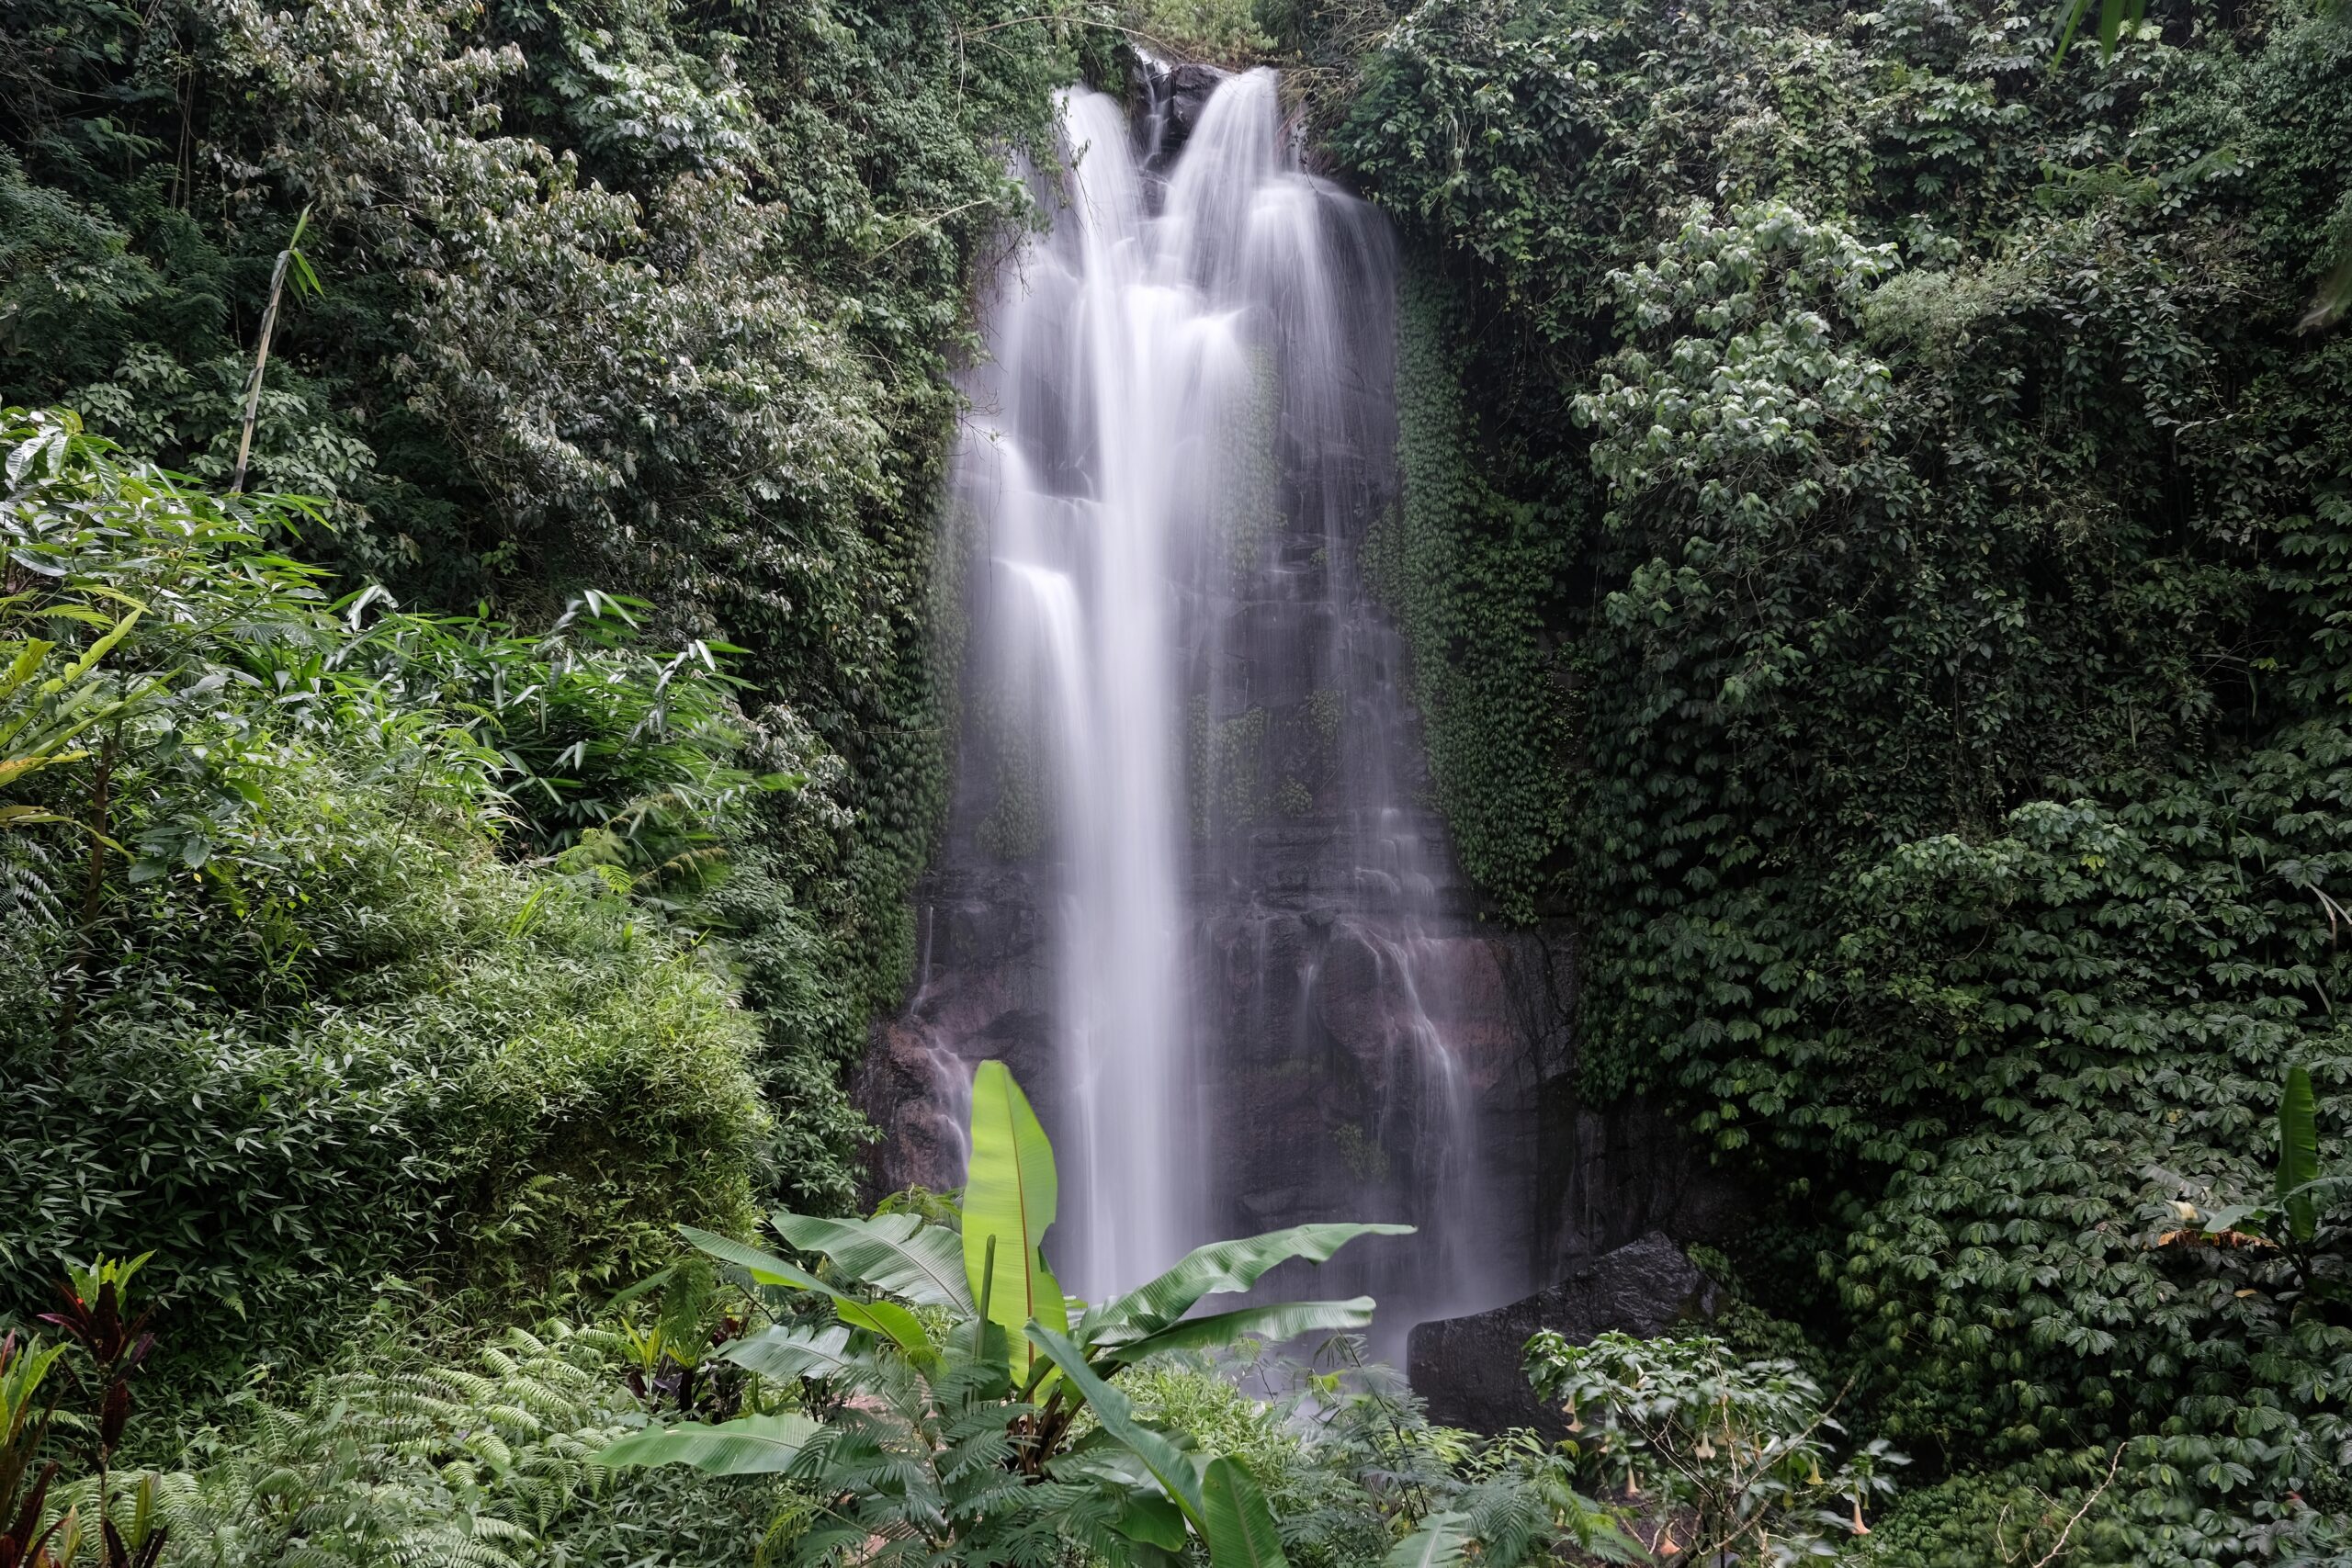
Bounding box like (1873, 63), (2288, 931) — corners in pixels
(1309, 0), (2351, 1554)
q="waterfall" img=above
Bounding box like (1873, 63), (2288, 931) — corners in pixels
(897, 64), (1532, 1340)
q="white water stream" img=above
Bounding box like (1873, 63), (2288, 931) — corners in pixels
(952, 67), (1511, 1325)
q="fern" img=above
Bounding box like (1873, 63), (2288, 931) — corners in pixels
(78, 1324), (766, 1568)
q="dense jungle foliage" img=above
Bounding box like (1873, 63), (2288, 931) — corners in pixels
(6, 0), (2350, 1560)
(1307, 0), (2352, 1558)
(0, 0), (1114, 1381)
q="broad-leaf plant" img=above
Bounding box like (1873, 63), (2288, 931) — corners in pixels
(596, 1062), (1409, 1565)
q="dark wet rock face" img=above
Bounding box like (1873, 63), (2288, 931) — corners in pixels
(854, 67), (1756, 1354)
(1136, 60), (1227, 168)
(1407, 1232), (1724, 1438)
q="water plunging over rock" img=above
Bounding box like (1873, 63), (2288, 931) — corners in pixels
(858, 62), (1745, 1351)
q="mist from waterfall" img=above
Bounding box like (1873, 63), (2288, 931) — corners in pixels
(944, 66), (1521, 1336)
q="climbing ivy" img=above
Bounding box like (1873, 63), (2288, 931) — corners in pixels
(1328, 0), (2352, 1554)
(1368, 269), (1577, 919)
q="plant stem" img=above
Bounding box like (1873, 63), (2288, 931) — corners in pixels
(229, 246), (294, 494)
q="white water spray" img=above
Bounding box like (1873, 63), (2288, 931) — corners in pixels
(950, 67), (1516, 1325)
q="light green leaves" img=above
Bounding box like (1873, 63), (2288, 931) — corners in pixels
(965, 1061), (1065, 1379)
(1089, 1223), (1411, 1346)
(678, 1225), (933, 1365)
(593, 1412), (817, 1475)
(644, 1068), (1383, 1565)
(1101, 1298), (1377, 1366)
(718, 1324), (868, 1385)
(1026, 1323), (1204, 1527)
(1384, 1511), (1471, 1567)
(769, 1209), (974, 1311)
(1203, 1456), (1290, 1568)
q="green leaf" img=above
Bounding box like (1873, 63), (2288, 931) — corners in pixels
(719, 1324), (871, 1385)
(1203, 1456), (1288, 1568)
(593, 1412), (818, 1475)
(1384, 1512), (1471, 1568)
(679, 1224), (934, 1365)
(1111, 1490), (1191, 1551)
(679, 1224), (831, 1291)
(2278, 1066), (2320, 1244)
(2051, 0), (2091, 65)
(2199, 1204), (2264, 1236)
(965, 1062), (1064, 1378)
(770, 1210), (974, 1311)
(1102, 1298), (1376, 1366)
(1089, 1224), (1412, 1345)
(1026, 1322), (1204, 1530)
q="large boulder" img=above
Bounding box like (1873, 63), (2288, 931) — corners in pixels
(1407, 1232), (1722, 1437)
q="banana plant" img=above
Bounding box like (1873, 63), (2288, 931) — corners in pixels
(597, 1061), (1411, 1566)
(2184, 1066), (2344, 1251)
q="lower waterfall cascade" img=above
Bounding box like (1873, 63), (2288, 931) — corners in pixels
(866, 62), (1555, 1349)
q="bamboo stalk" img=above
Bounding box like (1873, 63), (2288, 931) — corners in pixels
(227, 246), (292, 495)
(230, 207), (315, 494)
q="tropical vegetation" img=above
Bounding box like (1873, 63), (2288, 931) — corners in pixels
(3, 0), (2348, 1562)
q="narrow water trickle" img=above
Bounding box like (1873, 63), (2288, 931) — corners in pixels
(883, 63), (1540, 1347)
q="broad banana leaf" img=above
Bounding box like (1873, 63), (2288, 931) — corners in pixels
(965, 1062), (1064, 1379)
(593, 1412), (818, 1475)
(1027, 1322), (1204, 1529)
(2279, 1065), (2319, 1243)
(1112, 1490), (1191, 1551)
(1203, 1455), (1289, 1568)
(1384, 1512), (1471, 1568)
(1102, 1298), (1376, 1365)
(680, 1224), (934, 1365)
(1089, 1224), (1412, 1344)
(770, 1210), (975, 1311)
(719, 1323), (871, 1385)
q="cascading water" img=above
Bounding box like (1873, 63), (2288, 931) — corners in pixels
(877, 64), (1540, 1346)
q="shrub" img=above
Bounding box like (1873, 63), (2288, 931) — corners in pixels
(0, 411), (771, 1397)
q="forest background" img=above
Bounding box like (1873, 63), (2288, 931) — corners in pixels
(1, 0), (2346, 1562)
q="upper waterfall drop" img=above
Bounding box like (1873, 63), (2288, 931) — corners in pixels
(876, 63), (1544, 1344)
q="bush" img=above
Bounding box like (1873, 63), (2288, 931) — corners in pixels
(0, 411), (771, 1398)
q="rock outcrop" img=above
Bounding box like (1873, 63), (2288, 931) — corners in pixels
(1407, 1232), (1724, 1437)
